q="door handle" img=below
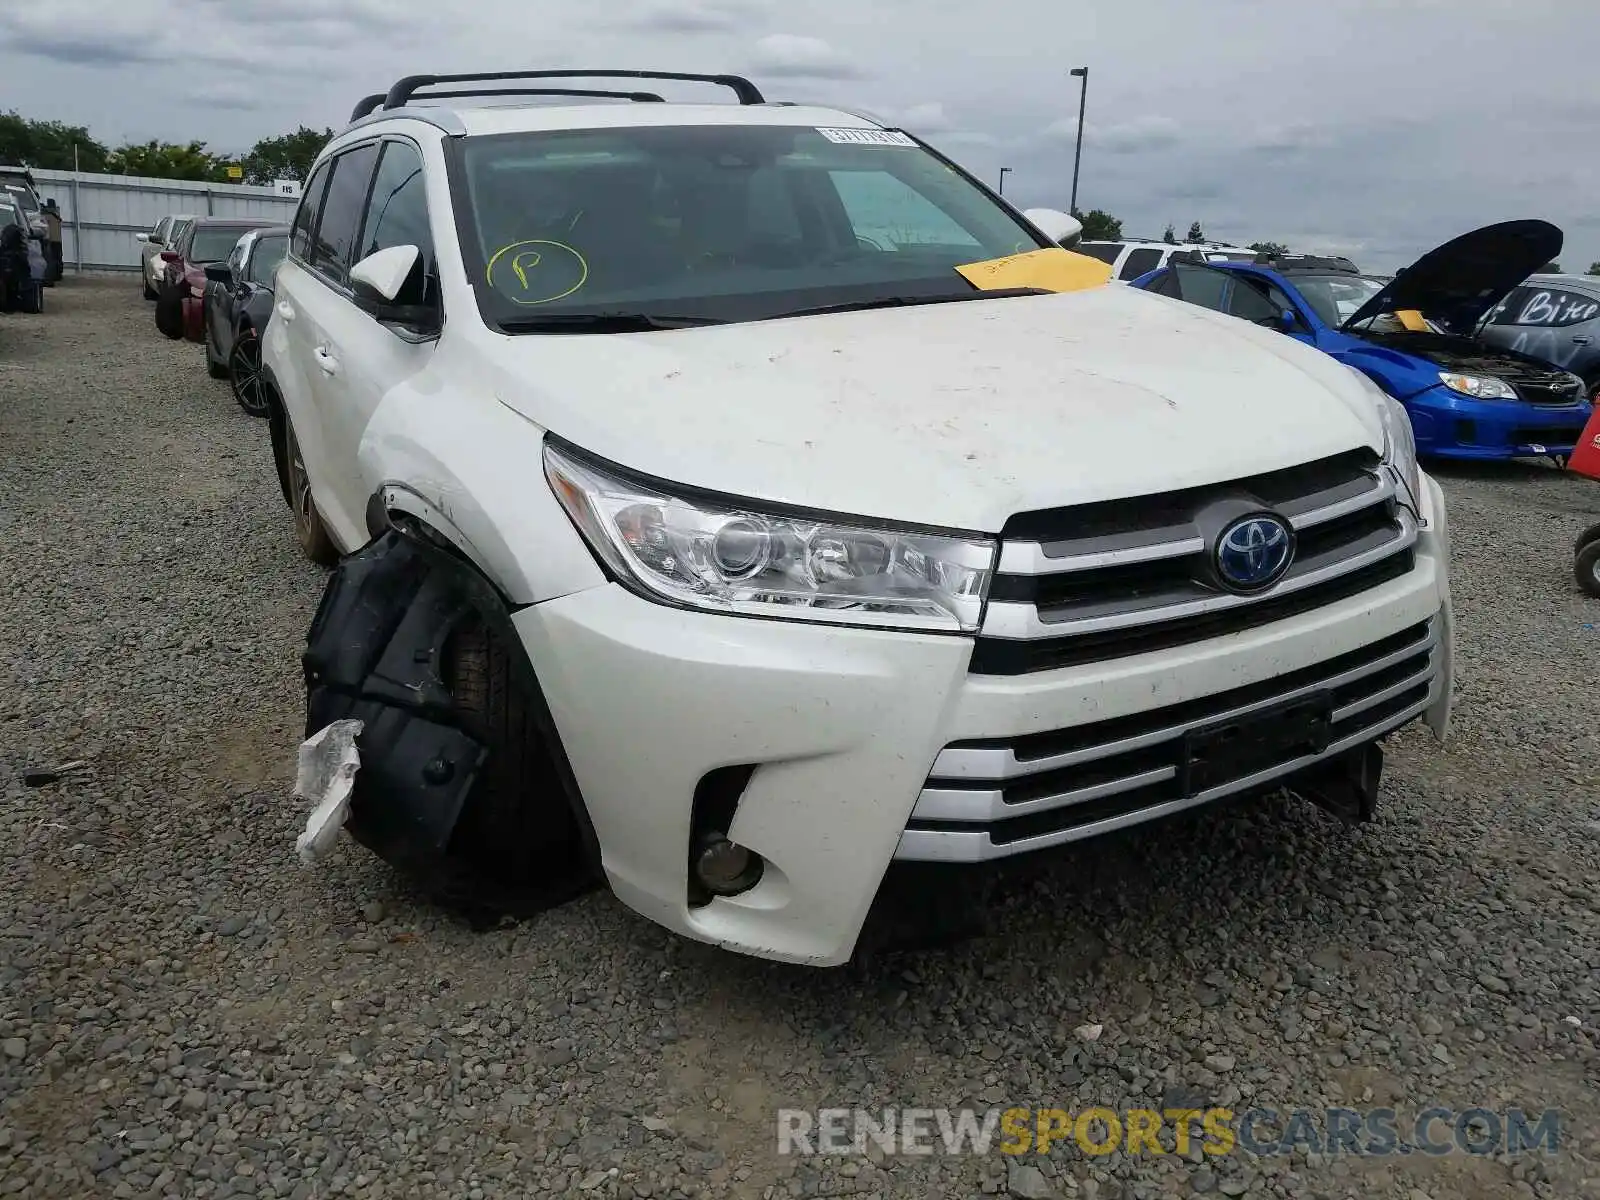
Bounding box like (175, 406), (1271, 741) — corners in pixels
(312, 346), (339, 376)
(1573, 335), (1591, 345)
(276, 300), (296, 322)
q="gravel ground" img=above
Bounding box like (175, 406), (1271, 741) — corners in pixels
(2, 276), (1599, 1200)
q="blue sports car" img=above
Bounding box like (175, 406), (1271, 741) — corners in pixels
(1130, 220), (1592, 462)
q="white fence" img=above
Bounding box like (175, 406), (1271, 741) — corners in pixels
(30, 169), (302, 273)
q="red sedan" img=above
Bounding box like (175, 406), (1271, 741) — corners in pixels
(155, 217), (277, 342)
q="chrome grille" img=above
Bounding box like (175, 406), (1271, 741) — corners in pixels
(973, 449), (1417, 674)
(896, 617), (1441, 864)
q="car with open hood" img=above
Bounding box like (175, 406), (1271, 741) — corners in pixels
(260, 68), (1453, 967)
(1129, 222), (1592, 461)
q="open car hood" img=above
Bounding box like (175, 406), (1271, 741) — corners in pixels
(1340, 219), (1562, 334)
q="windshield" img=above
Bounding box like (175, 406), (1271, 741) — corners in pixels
(3, 182), (38, 214)
(451, 124), (1047, 328)
(246, 234), (287, 285)
(189, 226), (263, 263)
(1291, 273), (1388, 326)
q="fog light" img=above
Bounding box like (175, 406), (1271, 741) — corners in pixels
(694, 835), (763, 897)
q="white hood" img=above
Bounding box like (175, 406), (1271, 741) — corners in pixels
(488, 284), (1384, 532)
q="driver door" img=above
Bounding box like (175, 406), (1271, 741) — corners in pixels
(1159, 262), (1312, 343)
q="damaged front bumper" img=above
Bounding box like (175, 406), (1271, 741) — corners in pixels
(309, 480), (1452, 967)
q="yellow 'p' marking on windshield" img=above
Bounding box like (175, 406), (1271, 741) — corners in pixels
(485, 239), (590, 306)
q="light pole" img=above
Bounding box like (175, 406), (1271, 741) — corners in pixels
(998, 166), (1013, 196)
(1068, 66), (1088, 216)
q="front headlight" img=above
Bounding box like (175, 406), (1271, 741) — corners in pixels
(544, 442), (996, 633)
(1377, 393), (1423, 518)
(1439, 371), (1517, 400)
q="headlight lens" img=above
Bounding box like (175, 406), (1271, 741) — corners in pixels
(544, 443), (996, 633)
(1377, 394), (1423, 516)
(1439, 371), (1517, 400)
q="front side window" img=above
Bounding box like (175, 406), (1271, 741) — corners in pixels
(355, 140), (436, 305)
(311, 143), (380, 283)
(246, 235), (288, 286)
(450, 123), (1047, 329)
(226, 237), (248, 278)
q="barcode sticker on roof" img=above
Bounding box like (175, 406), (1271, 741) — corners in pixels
(815, 127), (916, 147)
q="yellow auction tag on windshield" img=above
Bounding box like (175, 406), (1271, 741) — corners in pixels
(1395, 308), (1430, 331)
(955, 247), (1113, 294)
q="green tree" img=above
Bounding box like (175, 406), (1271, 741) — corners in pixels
(1249, 241), (1290, 256)
(106, 140), (229, 182)
(1588, 262), (1600, 276)
(1541, 260), (1562, 273)
(1072, 208), (1123, 241)
(240, 126), (333, 185)
(1184, 221), (1206, 244)
(1162, 223), (1178, 245)
(0, 110), (109, 171)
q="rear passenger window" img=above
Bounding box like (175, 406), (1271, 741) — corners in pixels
(291, 161), (332, 262)
(1077, 242), (1123, 265)
(1119, 247), (1162, 280)
(1168, 262), (1230, 311)
(312, 143), (380, 284)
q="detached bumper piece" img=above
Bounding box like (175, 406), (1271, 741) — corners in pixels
(302, 526), (596, 922)
(896, 616), (1442, 863)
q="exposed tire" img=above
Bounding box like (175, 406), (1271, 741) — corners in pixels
(1577, 540), (1600, 599)
(143, 276), (158, 301)
(439, 614), (589, 907)
(154, 288), (183, 340)
(22, 283), (42, 314)
(283, 417), (340, 566)
(1574, 522), (1600, 553)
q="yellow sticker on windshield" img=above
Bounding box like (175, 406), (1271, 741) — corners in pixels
(956, 247), (1113, 293)
(1395, 308), (1430, 332)
(485, 239), (590, 305)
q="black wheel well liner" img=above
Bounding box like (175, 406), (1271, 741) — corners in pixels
(366, 508), (603, 877)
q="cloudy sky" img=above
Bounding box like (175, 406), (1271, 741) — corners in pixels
(2, 0), (1596, 273)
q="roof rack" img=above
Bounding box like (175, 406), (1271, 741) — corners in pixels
(350, 86), (667, 121)
(1253, 252), (1360, 273)
(375, 70), (765, 115)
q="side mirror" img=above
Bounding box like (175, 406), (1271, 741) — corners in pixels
(135, 233), (149, 244)
(1024, 207), (1084, 248)
(159, 250), (180, 263)
(350, 244), (436, 329)
(351, 244), (420, 303)
(1279, 308), (1299, 333)
(204, 264), (231, 284)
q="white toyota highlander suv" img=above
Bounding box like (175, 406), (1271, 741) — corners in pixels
(262, 69), (1453, 966)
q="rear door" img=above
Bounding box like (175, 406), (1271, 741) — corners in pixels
(287, 140), (382, 548)
(265, 158), (339, 534)
(315, 137), (442, 533)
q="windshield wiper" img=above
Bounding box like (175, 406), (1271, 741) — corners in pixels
(769, 287), (1053, 321)
(496, 312), (723, 334)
